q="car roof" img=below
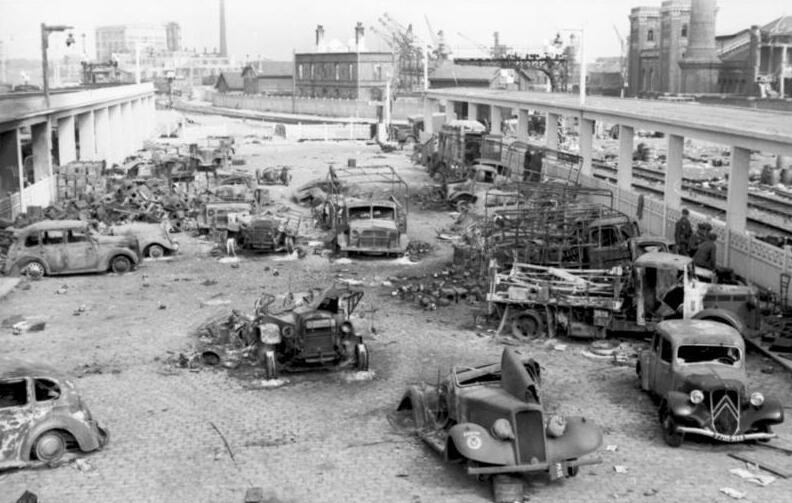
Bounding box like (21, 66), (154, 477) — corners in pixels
(656, 320), (744, 347)
(634, 251), (692, 269)
(631, 235), (672, 245)
(0, 357), (65, 380)
(17, 219), (87, 233)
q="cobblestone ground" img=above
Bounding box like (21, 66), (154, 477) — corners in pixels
(1, 115), (791, 503)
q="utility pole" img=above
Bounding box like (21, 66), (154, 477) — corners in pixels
(41, 23), (74, 107)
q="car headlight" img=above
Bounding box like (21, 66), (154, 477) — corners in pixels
(491, 418), (514, 440)
(351, 230), (360, 242)
(546, 415), (567, 438)
(750, 392), (765, 407)
(689, 389), (704, 405)
(340, 322), (354, 335)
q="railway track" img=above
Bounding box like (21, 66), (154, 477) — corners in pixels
(591, 162), (792, 236)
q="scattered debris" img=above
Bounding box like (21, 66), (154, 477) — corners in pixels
(729, 467), (776, 486)
(719, 487), (746, 499)
(11, 318), (46, 335)
(15, 491), (38, 503)
(613, 465), (628, 474)
(728, 452), (791, 478)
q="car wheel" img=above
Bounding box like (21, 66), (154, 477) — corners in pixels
(34, 431), (66, 463)
(146, 244), (165, 259)
(19, 260), (46, 280)
(110, 255), (133, 274)
(454, 198), (472, 213)
(355, 343), (369, 371)
(492, 474), (524, 503)
(263, 350), (278, 380)
(566, 464), (579, 477)
(511, 310), (544, 340)
(660, 403), (683, 447)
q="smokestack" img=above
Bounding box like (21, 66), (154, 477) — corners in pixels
(355, 22), (365, 51)
(316, 25), (325, 49)
(219, 0), (228, 57)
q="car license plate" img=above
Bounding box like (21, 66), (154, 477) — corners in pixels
(711, 432), (743, 442)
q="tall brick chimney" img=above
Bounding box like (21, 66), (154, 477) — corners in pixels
(679, 0), (720, 93)
(219, 0), (228, 57)
(355, 22), (365, 51)
(316, 25), (325, 48)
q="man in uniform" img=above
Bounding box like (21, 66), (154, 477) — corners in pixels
(693, 231), (718, 271)
(674, 209), (692, 255)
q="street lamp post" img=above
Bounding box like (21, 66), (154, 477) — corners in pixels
(41, 23), (75, 107)
(560, 28), (586, 106)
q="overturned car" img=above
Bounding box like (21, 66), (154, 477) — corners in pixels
(395, 348), (602, 502)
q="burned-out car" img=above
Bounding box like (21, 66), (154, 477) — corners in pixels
(396, 348), (602, 502)
(238, 212), (301, 254)
(109, 222), (179, 258)
(0, 358), (109, 469)
(196, 202), (252, 233)
(3, 220), (140, 277)
(292, 177), (339, 206)
(253, 285), (369, 379)
(637, 320), (784, 446)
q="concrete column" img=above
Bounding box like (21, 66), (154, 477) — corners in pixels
(94, 107), (110, 162)
(444, 100), (456, 123)
(546, 112), (560, 151)
(108, 104), (122, 166)
(423, 98), (435, 134)
(30, 121), (52, 183)
(664, 134), (684, 210)
(617, 125), (634, 191)
(467, 102), (478, 121)
(0, 129), (23, 198)
(119, 101), (132, 158)
(726, 146), (750, 234)
(56, 115), (77, 166)
(517, 109), (530, 141)
(579, 118), (595, 176)
(129, 99), (140, 147)
(77, 111), (95, 161)
(490, 106), (503, 134)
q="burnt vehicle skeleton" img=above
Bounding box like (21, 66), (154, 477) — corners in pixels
(637, 320), (784, 446)
(238, 209), (302, 254)
(0, 358), (109, 469)
(396, 348), (602, 502)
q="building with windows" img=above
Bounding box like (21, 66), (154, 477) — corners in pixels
(95, 24), (170, 61)
(294, 24), (394, 100)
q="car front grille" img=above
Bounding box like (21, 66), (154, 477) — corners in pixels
(710, 389), (740, 435)
(302, 331), (336, 358)
(515, 410), (546, 464)
(359, 230), (393, 248)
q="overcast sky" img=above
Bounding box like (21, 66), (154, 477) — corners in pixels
(1, 0), (789, 62)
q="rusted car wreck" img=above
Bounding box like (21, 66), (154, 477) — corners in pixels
(395, 348), (602, 502)
(0, 358), (109, 469)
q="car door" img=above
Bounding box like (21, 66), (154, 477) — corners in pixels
(66, 228), (99, 271)
(641, 333), (660, 391)
(0, 377), (34, 466)
(652, 336), (675, 397)
(41, 230), (68, 273)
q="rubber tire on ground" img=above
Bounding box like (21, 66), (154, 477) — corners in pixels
(263, 351), (278, 380)
(566, 463), (579, 477)
(660, 403), (684, 447)
(455, 198), (472, 213)
(110, 255), (132, 274)
(34, 431), (66, 463)
(147, 244), (165, 259)
(511, 310), (544, 340)
(19, 260), (45, 280)
(355, 343), (369, 371)
(492, 474), (524, 503)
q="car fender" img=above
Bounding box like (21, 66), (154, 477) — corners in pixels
(692, 309), (746, 335)
(446, 423), (515, 465)
(742, 396), (785, 427)
(448, 191), (477, 204)
(337, 233), (348, 248)
(7, 255), (51, 275)
(665, 390), (697, 419)
(545, 416), (603, 461)
(20, 415), (103, 461)
(399, 234), (409, 251)
(637, 352), (650, 391)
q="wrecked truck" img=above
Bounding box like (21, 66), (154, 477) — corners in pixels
(395, 348), (602, 503)
(0, 358), (109, 469)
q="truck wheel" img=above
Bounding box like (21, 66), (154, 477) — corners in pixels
(492, 474), (524, 503)
(110, 255), (132, 274)
(659, 403), (683, 447)
(511, 310), (544, 340)
(355, 343), (369, 371)
(263, 350), (278, 380)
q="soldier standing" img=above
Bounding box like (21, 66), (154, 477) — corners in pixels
(674, 209), (692, 255)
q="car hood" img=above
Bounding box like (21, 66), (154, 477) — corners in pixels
(349, 219), (397, 231)
(675, 366), (747, 393)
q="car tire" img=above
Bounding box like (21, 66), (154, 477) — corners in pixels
(492, 474), (524, 503)
(34, 430), (66, 464)
(355, 343), (369, 371)
(263, 350), (278, 380)
(110, 255), (133, 274)
(659, 403), (683, 447)
(18, 260), (46, 280)
(566, 464), (580, 477)
(146, 244), (165, 259)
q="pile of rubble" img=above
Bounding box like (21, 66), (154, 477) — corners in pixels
(384, 265), (487, 311)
